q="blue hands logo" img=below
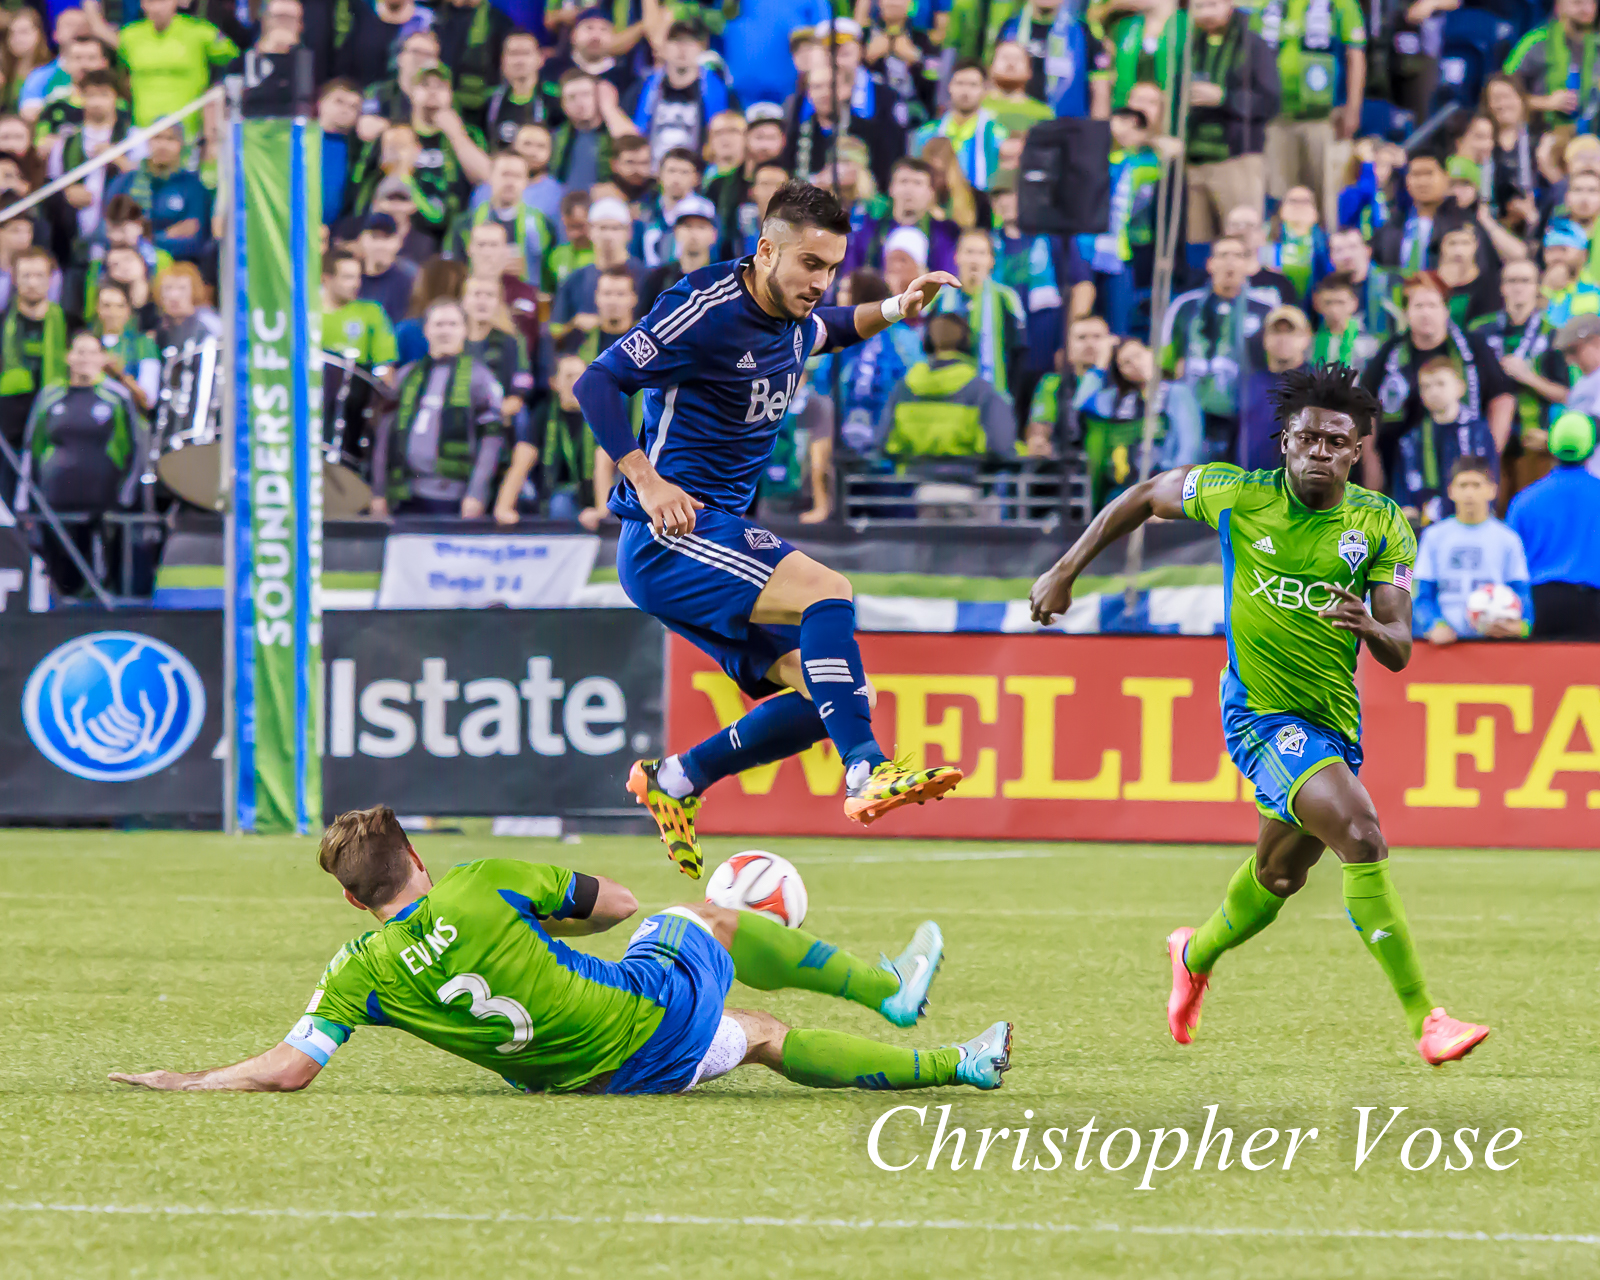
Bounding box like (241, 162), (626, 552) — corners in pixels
(23, 631), (206, 782)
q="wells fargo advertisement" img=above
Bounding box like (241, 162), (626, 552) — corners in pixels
(667, 634), (1600, 849)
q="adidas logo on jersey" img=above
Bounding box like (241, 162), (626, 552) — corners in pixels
(1253, 536), (1277, 555)
(737, 350), (757, 370)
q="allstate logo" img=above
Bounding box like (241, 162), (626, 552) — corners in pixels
(23, 632), (206, 782)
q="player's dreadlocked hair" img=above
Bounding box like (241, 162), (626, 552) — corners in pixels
(1269, 362), (1380, 438)
(762, 180), (852, 238)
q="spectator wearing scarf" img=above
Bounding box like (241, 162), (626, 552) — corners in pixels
(1079, 336), (1203, 509)
(1105, 1), (1190, 116)
(0, 246), (66, 505)
(1481, 76), (1539, 229)
(910, 59), (1007, 191)
(1179, 0), (1281, 254)
(1309, 271), (1379, 372)
(1253, 0), (1368, 224)
(996, 0), (1107, 118)
(626, 20), (737, 170)
(1076, 111), (1161, 338)
(1260, 185), (1333, 307)
(1504, 0), (1600, 132)
(780, 45), (909, 193)
(1361, 271), (1515, 491)
(435, 0), (517, 122)
(1370, 149), (1472, 275)
(1160, 234), (1273, 461)
(931, 228), (1029, 403)
(1394, 358), (1499, 523)
(370, 299), (505, 518)
(842, 157), (960, 279)
(1467, 262), (1566, 491)
(1325, 225), (1401, 344)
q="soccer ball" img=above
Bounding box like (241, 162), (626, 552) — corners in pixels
(1466, 583), (1522, 634)
(705, 852), (808, 928)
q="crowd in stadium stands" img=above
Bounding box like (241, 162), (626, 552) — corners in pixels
(0, 0), (1595, 635)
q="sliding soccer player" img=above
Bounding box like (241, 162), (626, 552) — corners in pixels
(1029, 364), (1489, 1066)
(110, 807), (1011, 1096)
(573, 180), (962, 879)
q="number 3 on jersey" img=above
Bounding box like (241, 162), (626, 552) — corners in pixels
(437, 973), (533, 1055)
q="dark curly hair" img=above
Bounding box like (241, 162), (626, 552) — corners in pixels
(762, 179), (851, 238)
(1270, 362), (1380, 438)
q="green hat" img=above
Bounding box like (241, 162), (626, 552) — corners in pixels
(1550, 411), (1597, 463)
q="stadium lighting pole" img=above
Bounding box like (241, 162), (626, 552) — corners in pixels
(221, 76), (243, 837)
(1123, 10), (1195, 607)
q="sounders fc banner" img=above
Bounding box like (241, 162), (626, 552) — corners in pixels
(232, 115), (322, 833)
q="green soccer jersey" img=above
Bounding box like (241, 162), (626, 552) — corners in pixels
(321, 300), (399, 368)
(286, 860), (667, 1093)
(1182, 463), (1416, 744)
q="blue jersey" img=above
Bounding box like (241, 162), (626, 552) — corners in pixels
(590, 257), (857, 520)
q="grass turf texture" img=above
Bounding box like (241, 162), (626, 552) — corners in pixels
(4, 831), (1597, 1279)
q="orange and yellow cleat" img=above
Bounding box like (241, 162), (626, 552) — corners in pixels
(843, 757), (963, 826)
(1417, 1008), (1490, 1066)
(627, 759), (704, 879)
(1165, 927), (1210, 1045)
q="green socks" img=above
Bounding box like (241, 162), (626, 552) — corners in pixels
(1185, 856), (1287, 974)
(728, 911), (899, 1011)
(1343, 860), (1433, 1039)
(780, 1029), (961, 1089)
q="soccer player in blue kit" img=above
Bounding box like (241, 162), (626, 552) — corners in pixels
(575, 182), (965, 877)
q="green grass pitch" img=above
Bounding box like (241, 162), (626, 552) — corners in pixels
(4, 829), (1599, 1279)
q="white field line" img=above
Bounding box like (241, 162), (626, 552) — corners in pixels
(0, 1202), (1594, 1247)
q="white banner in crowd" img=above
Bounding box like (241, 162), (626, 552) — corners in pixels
(377, 535), (601, 610)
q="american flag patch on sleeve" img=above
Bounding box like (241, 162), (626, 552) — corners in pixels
(1392, 564), (1413, 592)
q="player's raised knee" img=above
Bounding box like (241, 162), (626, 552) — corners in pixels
(1340, 820), (1387, 864)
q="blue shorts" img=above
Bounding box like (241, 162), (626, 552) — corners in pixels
(1223, 710), (1363, 827)
(604, 910), (734, 1095)
(616, 509), (801, 698)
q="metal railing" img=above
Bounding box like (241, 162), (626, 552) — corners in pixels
(840, 460), (1086, 530)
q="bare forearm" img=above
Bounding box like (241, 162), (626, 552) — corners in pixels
(852, 299), (892, 341)
(110, 1043), (318, 1092)
(1362, 618), (1413, 671)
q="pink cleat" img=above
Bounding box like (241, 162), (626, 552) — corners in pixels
(1166, 927), (1210, 1045)
(1417, 1008), (1490, 1066)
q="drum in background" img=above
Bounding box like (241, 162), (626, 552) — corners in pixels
(153, 343), (378, 516)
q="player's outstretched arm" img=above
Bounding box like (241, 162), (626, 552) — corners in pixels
(811, 272), (961, 354)
(109, 1041), (322, 1094)
(542, 874), (639, 937)
(1318, 582), (1414, 672)
(1029, 465), (1196, 624)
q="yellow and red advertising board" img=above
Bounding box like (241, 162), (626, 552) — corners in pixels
(668, 634), (1600, 848)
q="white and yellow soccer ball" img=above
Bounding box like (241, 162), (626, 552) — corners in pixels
(704, 851), (808, 928)
(1466, 583), (1522, 634)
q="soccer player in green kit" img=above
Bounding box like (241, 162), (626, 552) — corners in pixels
(1029, 364), (1490, 1066)
(109, 807), (1011, 1096)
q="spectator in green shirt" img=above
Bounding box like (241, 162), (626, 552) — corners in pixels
(1255, 0), (1367, 229)
(117, 0), (239, 128)
(984, 41), (1054, 139)
(321, 250), (400, 374)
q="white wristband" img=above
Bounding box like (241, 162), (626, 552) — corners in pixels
(880, 294), (906, 324)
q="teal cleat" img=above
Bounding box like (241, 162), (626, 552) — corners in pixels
(877, 920), (944, 1028)
(955, 1021), (1014, 1089)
